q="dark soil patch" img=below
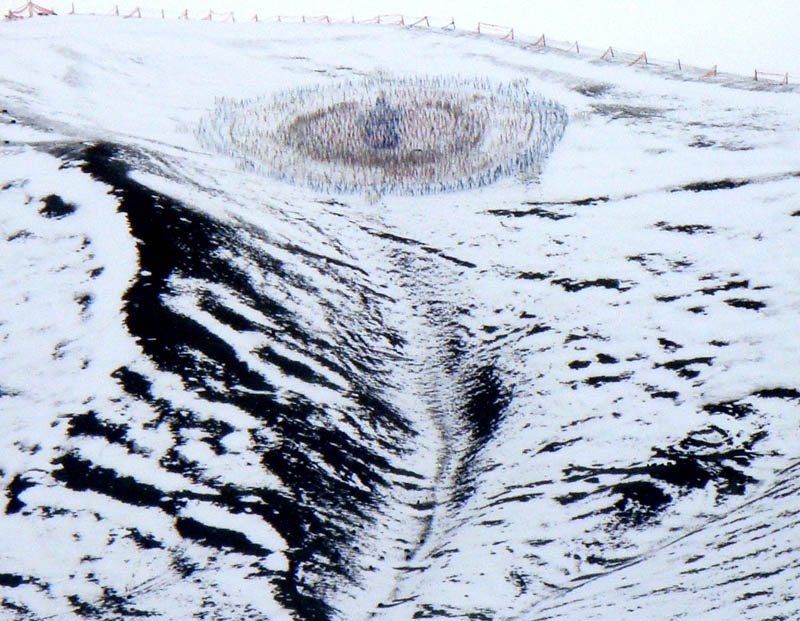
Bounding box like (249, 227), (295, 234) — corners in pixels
(725, 298), (766, 311)
(518, 271), (552, 280)
(699, 280), (749, 295)
(552, 278), (632, 292)
(38, 194), (77, 219)
(752, 387), (800, 400)
(658, 338), (682, 352)
(584, 373), (632, 387)
(5, 474), (35, 515)
(573, 83), (612, 98)
(489, 206), (572, 219)
(650, 390), (679, 400)
(655, 221), (714, 235)
(674, 178), (750, 192)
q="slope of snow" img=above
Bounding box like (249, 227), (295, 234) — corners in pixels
(4, 0), (800, 77)
(1, 14), (799, 621)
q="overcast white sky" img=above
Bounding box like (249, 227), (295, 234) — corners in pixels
(5, 0), (800, 78)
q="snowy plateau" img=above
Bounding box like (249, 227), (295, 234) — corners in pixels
(1, 14), (800, 621)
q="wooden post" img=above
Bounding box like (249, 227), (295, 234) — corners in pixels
(700, 65), (717, 79)
(678, 59), (681, 71)
(753, 69), (758, 81)
(628, 52), (647, 66)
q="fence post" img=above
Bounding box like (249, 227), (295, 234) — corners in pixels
(677, 59), (681, 71)
(628, 52), (647, 66)
(69, 2), (74, 14)
(784, 73), (789, 85)
(753, 69), (758, 81)
(408, 16), (430, 28)
(700, 65), (717, 79)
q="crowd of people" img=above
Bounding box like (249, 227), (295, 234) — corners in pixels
(196, 75), (568, 196)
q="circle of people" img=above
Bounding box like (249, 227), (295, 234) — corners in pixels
(197, 75), (568, 196)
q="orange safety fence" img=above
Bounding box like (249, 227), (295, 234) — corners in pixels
(201, 10), (235, 22)
(627, 51), (647, 66)
(5, 4), (794, 87)
(477, 21), (514, 41)
(527, 34), (546, 48)
(5, 1), (54, 18)
(377, 14), (405, 25)
(700, 65), (717, 79)
(753, 69), (789, 84)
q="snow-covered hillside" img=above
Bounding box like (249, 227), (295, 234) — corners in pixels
(1, 15), (799, 620)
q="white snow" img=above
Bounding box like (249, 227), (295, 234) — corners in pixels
(3, 0), (799, 77)
(0, 11), (798, 621)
